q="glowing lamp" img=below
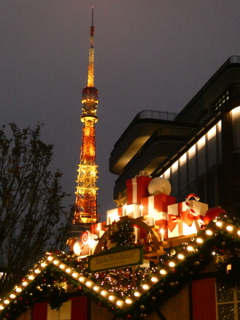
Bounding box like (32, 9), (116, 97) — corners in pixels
(178, 254), (184, 260)
(169, 261), (175, 267)
(72, 272), (78, 278)
(216, 221), (223, 227)
(125, 299), (132, 304)
(142, 284), (149, 290)
(226, 225), (233, 232)
(151, 277), (158, 282)
(86, 281), (92, 287)
(134, 292), (140, 297)
(160, 269), (167, 275)
(206, 230), (213, 236)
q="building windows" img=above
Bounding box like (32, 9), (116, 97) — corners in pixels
(214, 90), (230, 111)
(216, 282), (240, 320)
(231, 106), (240, 151)
(161, 121), (222, 203)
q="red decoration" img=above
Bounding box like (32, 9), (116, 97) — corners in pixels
(203, 207), (225, 224)
(126, 176), (152, 205)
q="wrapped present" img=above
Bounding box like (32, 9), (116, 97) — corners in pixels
(140, 193), (176, 217)
(168, 200), (208, 238)
(90, 222), (107, 238)
(126, 175), (152, 205)
(106, 207), (123, 225)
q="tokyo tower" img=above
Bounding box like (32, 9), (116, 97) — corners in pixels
(73, 8), (99, 224)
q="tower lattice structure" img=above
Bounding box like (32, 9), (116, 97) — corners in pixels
(73, 9), (99, 224)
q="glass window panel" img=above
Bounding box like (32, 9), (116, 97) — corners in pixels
(218, 304), (235, 320)
(207, 126), (217, 169)
(217, 285), (234, 302)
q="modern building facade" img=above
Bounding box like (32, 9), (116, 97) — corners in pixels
(110, 56), (240, 215)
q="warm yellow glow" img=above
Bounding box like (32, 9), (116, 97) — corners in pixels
(41, 262), (47, 267)
(4, 300), (10, 305)
(101, 290), (107, 296)
(198, 136), (206, 150)
(164, 168), (170, 180)
(109, 295), (114, 301)
(34, 269), (40, 274)
(172, 161), (178, 173)
(0, 305), (4, 310)
(28, 275), (34, 280)
(59, 264), (66, 270)
(47, 256), (53, 261)
(10, 294), (16, 299)
(196, 238), (203, 244)
(217, 120), (222, 132)
(226, 225), (233, 232)
(72, 272), (78, 278)
(188, 145), (196, 159)
(22, 281), (28, 286)
(169, 261), (175, 267)
(187, 245), (194, 252)
(125, 299), (132, 304)
(207, 126), (216, 140)
(79, 277), (85, 283)
(139, 205), (143, 210)
(142, 284), (149, 290)
(86, 281), (92, 287)
(151, 277), (158, 282)
(93, 286), (99, 291)
(160, 269), (167, 275)
(216, 221), (223, 227)
(206, 230), (213, 236)
(15, 287), (22, 293)
(53, 260), (59, 265)
(65, 268), (71, 273)
(178, 253), (185, 260)
(116, 300), (123, 306)
(231, 106), (240, 117)
(237, 230), (240, 236)
(180, 153), (187, 165)
(134, 292), (140, 297)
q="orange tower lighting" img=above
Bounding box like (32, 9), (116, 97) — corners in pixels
(73, 8), (99, 224)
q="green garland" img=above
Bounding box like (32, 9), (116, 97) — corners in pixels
(1, 215), (240, 320)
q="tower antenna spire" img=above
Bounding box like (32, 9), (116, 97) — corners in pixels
(92, 7), (94, 26)
(72, 9), (99, 225)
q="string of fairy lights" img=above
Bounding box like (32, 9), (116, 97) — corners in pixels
(1, 215), (240, 318)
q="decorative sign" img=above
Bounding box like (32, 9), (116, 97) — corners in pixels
(88, 246), (143, 272)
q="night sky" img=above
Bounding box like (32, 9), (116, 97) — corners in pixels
(1, 1), (240, 220)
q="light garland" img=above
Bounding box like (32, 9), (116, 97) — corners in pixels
(1, 218), (240, 318)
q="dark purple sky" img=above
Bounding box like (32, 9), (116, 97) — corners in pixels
(1, 1), (240, 220)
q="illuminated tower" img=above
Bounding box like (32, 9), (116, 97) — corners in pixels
(73, 8), (99, 224)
